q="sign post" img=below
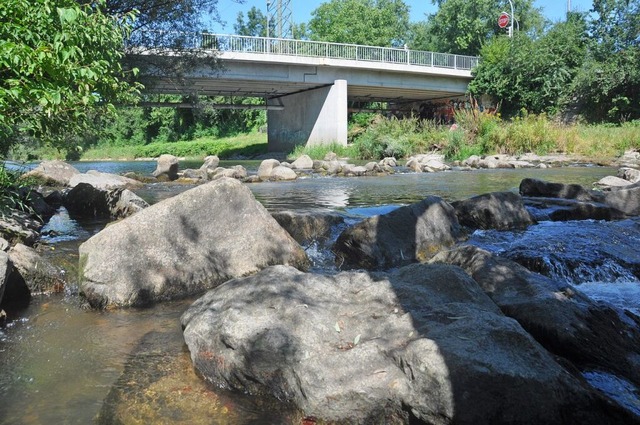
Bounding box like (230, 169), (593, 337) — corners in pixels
(498, 12), (510, 29)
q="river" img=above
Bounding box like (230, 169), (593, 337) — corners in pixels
(1, 161), (639, 423)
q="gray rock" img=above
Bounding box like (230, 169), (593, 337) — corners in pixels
(64, 183), (148, 219)
(0, 251), (9, 306)
(270, 165), (297, 181)
(272, 211), (344, 244)
(69, 170), (142, 190)
(199, 155), (220, 171)
(257, 159), (281, 181)
(379, 157), (397, 167)
(323, 160), (343, 175)
(602, 184), (640, 216)
(523, 197), (628, 221)
(323, 152), (338, 161)
(8, 243), (65, 295)
(152, 154), (179, 181)
(520, 178), (601, 202)
(180, 168), (207, 181)
(619, 167), (640, 183)
(209, 165), (247, 180)
(0, 210), (40, 246)
(181, 264), (628, 425)
(21, 160), (79, 186)
(0, 238), (9, 252)
(0, 251), (29, 309)
(453, 191), (536, 230)
(291, 154), (314, 170)
(333, 196), (465, 270)
(431, 245), (640, 388)
(595, 175), (633, 188)
(79, 178), (309, 308)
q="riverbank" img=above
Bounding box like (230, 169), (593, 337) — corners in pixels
(14, 114), (640, 165)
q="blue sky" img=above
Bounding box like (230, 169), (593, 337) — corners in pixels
(208, 0), (594, 33)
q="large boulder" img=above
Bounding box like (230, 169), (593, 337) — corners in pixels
(8, 243), (65, 294)
(257, 159), (281, 181)
(0, 210), (41, 246)
(152, 154), (179, 181)
(79, 178), (309, 308)
(20, 160), (79, 186)
(520, 178), (600, 202)
(64, 183), (149, 219)
(601, 184), (640, 216)
(0, 251), (9, 306)
(430, 245), (640, 388)
(271, 210), (344, 244)
(452, 191), (536, 230)
(68, 170), (142, 190)
(619, 167), (640, 184)
(0, 252), (30, 310)
(181, 264), (631, 425)
(523, 197), (628, 221)
(333, 196), (465, 270)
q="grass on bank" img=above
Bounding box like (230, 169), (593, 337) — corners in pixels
(29, 113), (640, 164)
(79, 132), (268, 160)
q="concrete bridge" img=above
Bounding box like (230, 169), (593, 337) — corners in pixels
(126, 32), (479, 151)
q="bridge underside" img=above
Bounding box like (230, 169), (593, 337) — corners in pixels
(129, 52), (472, 151)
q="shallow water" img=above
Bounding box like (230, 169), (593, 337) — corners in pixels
(2, 162), (639, 423)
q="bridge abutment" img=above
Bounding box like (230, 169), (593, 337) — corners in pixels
(267, 79), (348, 152)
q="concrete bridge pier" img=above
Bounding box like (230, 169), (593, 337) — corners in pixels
(267, 79), (348, 152)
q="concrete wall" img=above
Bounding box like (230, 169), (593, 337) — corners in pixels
(267, 80), (348, 152)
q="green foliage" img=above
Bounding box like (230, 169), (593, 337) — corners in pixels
(80, 132), (268, 160)
(0, 0), (141, 155)
(288, 142), (357, 161)
(0, 164), (35, 217)
(234, 7), (269, 37)
(351, 115), (446, 159)
(308, 0), (410, 47)
(469, 14), (588, 117)
(424, 0), (544, 56)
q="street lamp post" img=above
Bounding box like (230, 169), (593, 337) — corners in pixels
(507, 0), (514, 38)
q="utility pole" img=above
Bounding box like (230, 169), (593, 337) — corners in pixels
(266, 0), (292, 39)
(567, 0), (572, 14)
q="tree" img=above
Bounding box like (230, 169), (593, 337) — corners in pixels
(424, 0), (544, 56)
(569, 0), (640, 121)
(234, 6), (269, 37)
(104, 0), (221, 33)
(0, 0), (141, 155)
(308, 0), (410, 47)
(468, 15), (588, 116)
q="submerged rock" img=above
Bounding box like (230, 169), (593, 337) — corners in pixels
(79, 178), (309, 308)
(96, 331), (274, 425)
(333, 196), (465, 270)
(181, 264), (631, 425)
(431, 245), (640, 388)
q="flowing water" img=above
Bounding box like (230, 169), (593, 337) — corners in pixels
(1, 162), (639, 424)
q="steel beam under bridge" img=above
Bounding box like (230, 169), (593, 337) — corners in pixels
(127, 35), (476, 152)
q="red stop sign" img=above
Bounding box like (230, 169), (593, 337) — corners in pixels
(498, 12), (510, 28)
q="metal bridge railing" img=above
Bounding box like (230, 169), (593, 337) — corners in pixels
(128, 31), (479, 71)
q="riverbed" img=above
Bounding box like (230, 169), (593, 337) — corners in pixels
(1, 162), (639, 423)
